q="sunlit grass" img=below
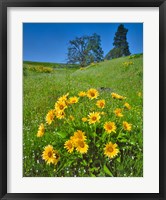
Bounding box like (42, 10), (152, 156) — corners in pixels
(23, 55), (143, 177)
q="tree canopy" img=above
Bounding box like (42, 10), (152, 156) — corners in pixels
(67, 33), (104, 67)
(105, 24), (131, 60)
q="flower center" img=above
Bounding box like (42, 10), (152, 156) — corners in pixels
(68, 143), (72, 148)
(60, 105), (64, 110)
(107, 125), (112, 130)
(108, 147), (113, 152)
(79, 141), (85, 148)
(90, 92), (95, 97)
(48, 151), (53, 158)
(92, 116), (97, 121)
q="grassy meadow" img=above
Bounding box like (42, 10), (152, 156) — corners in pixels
(23, 54), (143, 177)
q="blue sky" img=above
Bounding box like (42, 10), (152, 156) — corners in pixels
(23, 23), (143, 63)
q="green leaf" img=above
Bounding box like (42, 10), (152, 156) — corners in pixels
(90, 167), (99, 173)
(82, 160), (87, 166)
(56, 131), (67, 139)
(117, 133), (128, 143)
(103, 164), (113, 177)
(118, 138), (128, 143)
(90, 173), (96, 177)
(98, 171), (105, 177)
(96, 143), (100, 147)
(116, 157), (121, 163)
(117, 133), (126, 139)
(130, 141), (136, 145)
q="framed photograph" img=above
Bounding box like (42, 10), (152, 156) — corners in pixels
(0, 0), (166, 199)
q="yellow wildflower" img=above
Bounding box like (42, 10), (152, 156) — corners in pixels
(73, 130), (87, 142)
(42, 145), (59, 165)
(123, 121), (132, 131)
(69, 115), (75, 121)
(58, 93), (69, 102)
(68, 96), (79, 104)
(55, 100), (67, 112)
(78, 91), (86, 97)
(88, 112), (101, 124)
(138, 92), (142, 97)
(75, 140), (89, 154)
(55, 110), (65, 119)
(64, 140), (74, 153)
(104, 142), (119, 159)
(82, 117), (88, 122)
(104, 122), (116, 134)
(87, 88), (99, 100)
(46, 110), (55, 125)
(37, 123), (45, 137)
(96, 99), (105, 109)
(111, 93), (126, 100)
(114, 108), (123, 117)
(124, 102), (131, 110)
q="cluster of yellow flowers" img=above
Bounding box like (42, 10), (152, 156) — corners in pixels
(137, 92), (142, 97)
(113, 103), (131, 117)
(129, 55), (136, 59)
(38, 88), (133, 166)
(64, 130), (88, 154)
(80, 67), (86, 70)
(111, 92), (126, 100)
(44, 89), (101, 128)
(129, 54), (142, 59)
(122, 61), (133, 67)
(28, 65), (53, 73)
(89, 62), (99, 67)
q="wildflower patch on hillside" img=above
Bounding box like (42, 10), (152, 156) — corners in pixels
(35, 89), (143, 177)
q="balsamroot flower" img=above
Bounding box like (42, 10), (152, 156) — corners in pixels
(104, 142), (119, 159)
(87, 88), (99, 100)
(37, 123), (45, 137)
(42, 145), (59, 165)
(104, 121), (116, 134)
(64, 140), (74, 153)
(46, 110), (55, 125)
(114, 108), (123, 117)
(96, 99), (105, 109)
(123, 121), (132, 131)
(88, 112), (101, 124)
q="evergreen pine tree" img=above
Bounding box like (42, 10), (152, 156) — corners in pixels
(105, 24), (131, 59)
(113, 24), (131, 57)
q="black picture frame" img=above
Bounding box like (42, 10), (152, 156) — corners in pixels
(0, 0), (166, 199)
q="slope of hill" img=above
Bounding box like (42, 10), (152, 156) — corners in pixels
(71, 55), (143, 102)
(23, 54), (143, 177)
(23, 60), (79, 68)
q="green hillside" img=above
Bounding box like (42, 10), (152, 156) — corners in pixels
(23, 54), (143, 177)
(24, 60), (79, 69)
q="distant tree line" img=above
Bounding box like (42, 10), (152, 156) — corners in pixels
(67, 24), (131, 67)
